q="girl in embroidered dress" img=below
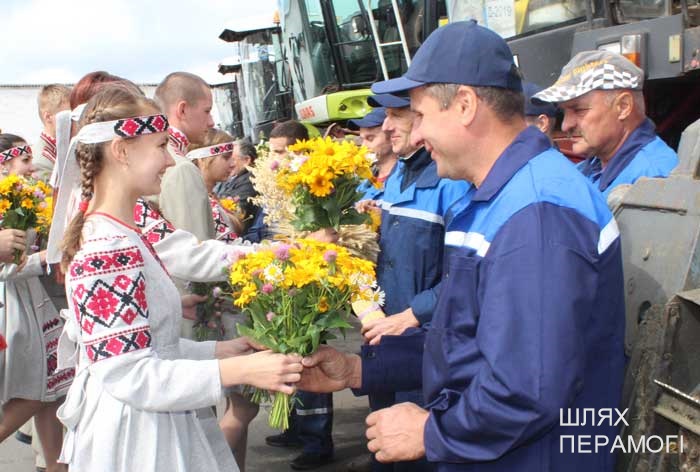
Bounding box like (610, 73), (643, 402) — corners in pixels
(0, 134), (72, 472)
(188, 129), (244, 243)
(57, 87), (302, 471)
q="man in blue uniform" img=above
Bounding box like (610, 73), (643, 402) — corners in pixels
(298, 21), (626, 472)
(358, 92), (468, 472)
(523, 82), (558, 140)
(533, 50), (678, 198)
(359, 92), (468, 346)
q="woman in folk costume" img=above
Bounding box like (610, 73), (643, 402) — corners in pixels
(56, 87), (302, 471)
(48, 73), (246, 289)
(187, 129), (259, 469)
(188, 129), (244, 243)
(0, 134), (72, 472)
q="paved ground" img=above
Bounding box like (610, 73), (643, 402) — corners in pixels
(0, 323), (371, 472)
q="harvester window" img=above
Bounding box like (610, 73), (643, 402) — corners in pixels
(324, 0), (379, 86)
(446, 0), (589, 38)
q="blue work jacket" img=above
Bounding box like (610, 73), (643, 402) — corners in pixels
(376, 148), (469, 324)
(577, 119), (678, 198)
(361, 128), (626, 471)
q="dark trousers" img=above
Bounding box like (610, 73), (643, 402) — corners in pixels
(289, 390), (334, 455)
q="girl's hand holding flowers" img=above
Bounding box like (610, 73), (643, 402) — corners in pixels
(226, 238), (384, 429)
(0, 175), (53, 263)
(219, 351), (303, 396)
(0, 229), (26, 264)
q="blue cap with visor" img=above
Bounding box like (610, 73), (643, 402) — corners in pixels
(371, 20), (522, 95)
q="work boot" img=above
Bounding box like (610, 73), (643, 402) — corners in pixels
(290, 452), (334, 470)
(265, 431), (303, 448)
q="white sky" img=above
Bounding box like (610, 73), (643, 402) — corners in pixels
(0, 0), (279, 85)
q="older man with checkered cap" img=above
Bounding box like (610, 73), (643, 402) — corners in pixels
(297, 20), (625, 472)
(534, 50), (678, 198)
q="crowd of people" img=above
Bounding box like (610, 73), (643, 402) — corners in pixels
(0, 18), (682, 472)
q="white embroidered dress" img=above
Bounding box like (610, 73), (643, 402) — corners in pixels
(0, 252), (74, 402)
(57, 213), (239, 471)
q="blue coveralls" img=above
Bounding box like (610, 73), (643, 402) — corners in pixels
(577, 118), (678, 198)
(359, 128), (626, 471)
(370, 148), (468, 472)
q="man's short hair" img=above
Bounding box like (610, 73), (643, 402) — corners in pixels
(155, 72), (210, 111)
(425, 83), (524, 122)
(38, 84), (71, 120)
(269, 120), (309, 145)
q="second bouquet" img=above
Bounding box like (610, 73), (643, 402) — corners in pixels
(228, 238), (383, 430)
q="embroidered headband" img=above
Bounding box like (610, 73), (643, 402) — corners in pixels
(75, 114), (169, 144)
(0, 145), (32, 164)
(45, 113), (168, 266)
(186, 142), (235, 160)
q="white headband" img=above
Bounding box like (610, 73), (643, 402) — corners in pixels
(70, 103), (87, 122)
(186, 142), (235, 160)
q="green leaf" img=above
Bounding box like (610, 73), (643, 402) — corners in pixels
(339, 208), (371, 226)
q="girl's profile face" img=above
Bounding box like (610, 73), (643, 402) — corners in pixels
(124, 131), (174, 196)
(3, 142), (35, 178)
(204, 152), (234, 183)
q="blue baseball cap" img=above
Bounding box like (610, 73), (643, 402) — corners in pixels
(367, 94), (410, 109)
(524, 82), (558, 117)
(348, 107), (387, 129)
(371, 20), (522, 95)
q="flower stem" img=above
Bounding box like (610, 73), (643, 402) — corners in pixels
(268, 392), (291, 430)
(12, 249), (21, 265)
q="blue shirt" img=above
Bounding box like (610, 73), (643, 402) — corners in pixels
(376, 148), (469, 324)
(362, 128), (626, 471)
(577, 119), (678, 197)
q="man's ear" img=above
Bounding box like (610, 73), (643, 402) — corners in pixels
(456, 85), (478, 127)
(535, 115), (551, 134)
(615, 91), (634, 121)
(41, 110), (52, 127)
(175, 100), (188, 121)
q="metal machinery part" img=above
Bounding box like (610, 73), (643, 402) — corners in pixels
(616, 118), (700, 471)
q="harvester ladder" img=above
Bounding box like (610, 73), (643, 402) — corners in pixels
(365, 0), (412, 80)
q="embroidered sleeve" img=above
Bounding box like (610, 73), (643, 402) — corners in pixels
(151, 230), (251, 283)
(68, 237), (151, 363)
(210, 198), (239, 244)
(68, 234), (223, 412)
(134, 198), (175, 244)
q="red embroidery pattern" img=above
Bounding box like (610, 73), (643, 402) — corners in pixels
(42, 317), (61, 332)
(71, 271), (149, 336)
(0, 145), (31, 164)
(40, 132), (57, 163)
(168, 128), (189, 156)
(209, 197), (238, 243)
(47, 368), (75, 390)
(133, 198), (175, 243)
(114, 114), (168, 138)
(70, 246), (145, 280)
(85, 326), (152, 363)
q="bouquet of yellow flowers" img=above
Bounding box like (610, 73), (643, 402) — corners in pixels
(274, 137), (374, 231)
(0, 175), (53, 263)
(219, 196), (245, 221)
(228, 238), (383, 429)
